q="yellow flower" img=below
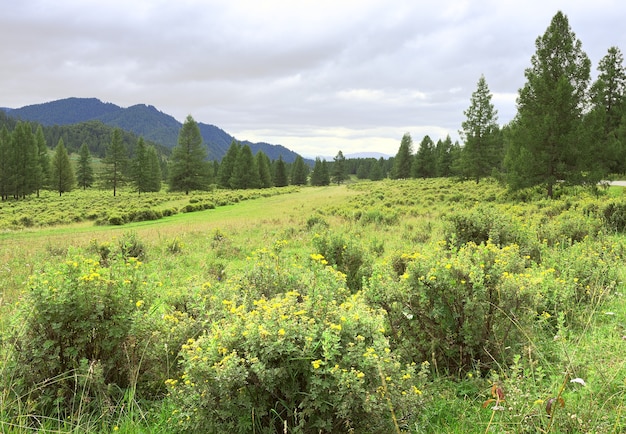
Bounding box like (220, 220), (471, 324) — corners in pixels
(311, 359), (322, 369)
(278, 328), (286, 336)
(135, 300), (144, 308)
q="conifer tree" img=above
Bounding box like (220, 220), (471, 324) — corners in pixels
(103, 128), (128, 196)
(368, 160), (383, 181)
(412, 135), (436, 178)
(132, 137), (150, 194)
(0, 126), (9, 200)
(273, 156), (289, 187)
(505, 11), (591, 197)
(310, 157), (330, 186)
(391, 133), (413, 179)
(76, 143), (94, 190)
(256, 151), (273, 188)
(51, 138), (75, 196)
(168, 115), (209, 194)
(230, 144), (260, 189)
(460, 75), (501, 183)
(34, 125), (50, 196)
(146, 145), (162, 192)
(290, 155), (308, 186)
(332, 150), (347, 185)
(218, 141), (241, 188)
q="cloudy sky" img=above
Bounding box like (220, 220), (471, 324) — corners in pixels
(2, 1), (625, 158)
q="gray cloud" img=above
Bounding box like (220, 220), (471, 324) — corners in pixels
(2, 0), (625, 157)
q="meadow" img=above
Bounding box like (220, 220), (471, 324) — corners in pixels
(0, 178), (625, 433)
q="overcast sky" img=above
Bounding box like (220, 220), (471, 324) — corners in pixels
(2, 1), (625, 158)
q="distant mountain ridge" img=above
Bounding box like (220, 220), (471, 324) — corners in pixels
(4, 97), (303, 163)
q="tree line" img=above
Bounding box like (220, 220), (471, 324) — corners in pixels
(391, 11), (626, 197)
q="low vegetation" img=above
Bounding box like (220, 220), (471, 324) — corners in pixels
(0, 178), (624, 433)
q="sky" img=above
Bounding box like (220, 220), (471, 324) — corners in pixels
(2, 1), (625, 158)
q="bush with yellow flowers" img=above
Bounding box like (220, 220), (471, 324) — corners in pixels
(166, 257), (423, 433)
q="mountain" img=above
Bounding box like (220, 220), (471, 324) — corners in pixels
(6, 97), (303, 162)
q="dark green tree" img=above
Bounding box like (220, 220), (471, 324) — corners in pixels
(273, 156), (289, 187)
(76, 143), (94, 190)
(412, 135), (436, 178)
(256, 151), (273, 188)
(10, 122), (38, 198)
(146, 145), (162, 192)
(168, 115), (209, 194)
(310, 157), (331, 186)
(131, 138), (151, 194)
(368, 159), (383, 181)
(0, 126), (9, 200)
(391, 133), (413, 179)
(290, 155), (308, 186)
(460, 75), (501, 183)
(50, 138), (75, 196)
(103, 128), (128, 196)
(434, 136), (454, 177)
(34, 125), (50, 196)
(230, 144), (260, 189)
(332, 150), (347, 185)
(218, 141), (241, 188)
(587, 47), (626, 174)
(504, 11), (591, 198)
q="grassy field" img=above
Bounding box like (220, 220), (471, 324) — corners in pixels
(1, 179), (625, 433)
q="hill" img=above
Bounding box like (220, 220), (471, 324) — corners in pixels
(6, 98), (304, 162)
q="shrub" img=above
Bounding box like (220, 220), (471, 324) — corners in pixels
(601, 200), (626, 232)
(166, 264), (423, 433)
(366, 241), (537, 373)
(312, 232), (372, 291)
(108, 214), (124, 225)
(118, 231), (146, 261)
(4, 256), (148, 419)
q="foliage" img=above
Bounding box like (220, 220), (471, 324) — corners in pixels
(290, 154), (309, 186)
(391, 133), (413, 179)
(76, 142), (95, 190)
(50, 137), (75, 196)
(331, 150), (347, 185)
(168, 115), (210, 194)
(102, 128), (128, 196)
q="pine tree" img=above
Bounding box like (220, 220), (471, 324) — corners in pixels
(51, 138), (75, 196)
(504, 11), (591, 197)
(434, 136), (454, 177)
(146, 145), (162, 192)
(230, 144), (260, 189)
(273, 156), (289, 187)
(256, 151), (273, 188)
(0, 126), (9, 200)
(332, 150), (347, 185)
(10, 122), (39, 198)
(412, 135), (436, 178)
(34, 126), (50, 196)
(103, 128), (128, 196)
(168, 115), (209, 194)
(76, 143), (94, 190)
(588, 47), (626, 174)
(460, 75), (501, 183)
(132, 137), (150, 194)
(218, 141), (241, 188)
(391, 133), (413, 179)
(310, 157), (330, 186)
(290, 155), (308, 186)
(368, 160), (383, 181)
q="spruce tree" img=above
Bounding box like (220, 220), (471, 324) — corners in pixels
(290, 155), (308, 186)
(391, 133), (413, 179)
(34, 125), (50, 196)
(10, 122), (38, 198)
(256, 151), (273, 188)
(332, 150), (347, 185)
(146, 145), (162, 192)
(230, 144), (260, 189)
(273, 156), (289, 187)
(504, 11), (591, 197)
(412, 135), (436, 178)
(460, 75), (501, 183)
(103, 128), (128, 196)
(168, 115), (209, 194)
(76, 143), (94, 190)
(0, 126), (9, 200)
(218, 141), (241, 188)
(51, 138), (75, 196)
(310, 157), (327, 186)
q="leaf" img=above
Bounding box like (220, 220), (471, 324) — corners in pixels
(545, 397), (565, 415)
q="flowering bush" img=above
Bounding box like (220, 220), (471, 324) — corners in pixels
(166, 260), (423, 433)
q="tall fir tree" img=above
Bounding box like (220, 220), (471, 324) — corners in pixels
(230, 144), (260, 189)
(434, 136), (454, 177)
(412, 135), (436, 178)
(273, 156), (289, 187)
(132, 137), (150, 194)
(51, 138), (75, 196)
(504, 11), (591, 197)
(146, 145), (162, 192)
(460, 75), (501, 183)
(290, 155), (308, 186)
(256, 151), (273, 188)
(0, 126), (9, 200)
(310, 157), (331, 186)
(34, 125), (50, 196)
(391, 133), (413, 179)
(76, 143), (94, 190)
(168, 115), (209, 194)
(587, 47), (626, 174)
(332, 150), (347, 185)
(218, 141), (241, 188)
(10, 122), (38, 198)
(103, 128), (128, 196)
